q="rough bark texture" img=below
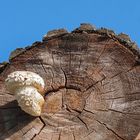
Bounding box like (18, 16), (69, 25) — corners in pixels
(0, 24), (140, 140)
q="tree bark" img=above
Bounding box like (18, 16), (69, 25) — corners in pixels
(0, 24), (140, 140)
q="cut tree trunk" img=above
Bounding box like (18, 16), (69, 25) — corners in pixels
(0, 24), (140, 140)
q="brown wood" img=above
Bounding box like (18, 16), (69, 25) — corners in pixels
(0, 24), (140, 140)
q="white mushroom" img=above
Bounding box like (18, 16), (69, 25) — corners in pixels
(5, 71), (45, 116)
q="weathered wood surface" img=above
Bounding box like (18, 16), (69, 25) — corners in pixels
(0, 24), (140, 140)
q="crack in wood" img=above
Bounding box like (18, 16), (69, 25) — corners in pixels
(83, 109), (95, 115)
(72, 131), (76, 140)
(95, 119), (126, 140)
(61, 67), (67, 87)
(95, 39), (110, 64)
(77, 116), (89, 131)
(30, 117), (46, 140)
(83, 76), (106, 93)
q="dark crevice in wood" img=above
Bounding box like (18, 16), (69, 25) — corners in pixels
(127, 92), (140, 95)
(110, 72), (123, 79)
(23, 127), (35, 138)
(39, 116), (46, 126)
(77, 116), (89, 130)
(61, 67), (67, 87)
(65, 104), (72, 112)
(83, 109), (95, 115)
(30, 134), (37, 140)
(95, 39), (110, 64)
(58, 131), (62, 140)
(72, 131), (76, 140)
(30, 117), (45, 140)
(71, 108), (82, 114)
(83, 76), (106, 93)
(95, 119), (126, 140)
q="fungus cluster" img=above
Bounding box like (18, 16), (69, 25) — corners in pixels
(5, 71), (45, 116)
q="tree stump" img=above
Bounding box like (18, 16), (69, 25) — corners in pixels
(0, 24), (140, 140)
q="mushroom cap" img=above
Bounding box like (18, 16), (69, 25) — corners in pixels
(15, 86), (44, 116)
(5, 71), (45, 94)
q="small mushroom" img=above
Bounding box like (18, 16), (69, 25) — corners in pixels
(5, 71), (45, 116)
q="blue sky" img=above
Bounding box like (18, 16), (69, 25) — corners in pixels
(0, 0), (140, 62)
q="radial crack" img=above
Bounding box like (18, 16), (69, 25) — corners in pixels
(95, 119), (126, 140)
(30, 117), (46, 140)
(61, 67), (67, 87)
(77, 116), (89, 130)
